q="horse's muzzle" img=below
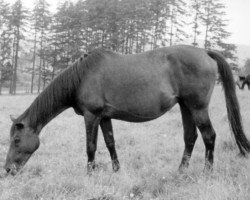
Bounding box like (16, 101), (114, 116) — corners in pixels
(4, 163), (19, 176)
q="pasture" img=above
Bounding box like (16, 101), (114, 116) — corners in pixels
(0, 86), (249, 200)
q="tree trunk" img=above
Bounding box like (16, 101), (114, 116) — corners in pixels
(169, 8), (174, 46)
(125, 30), (129, 54)
(51, 45), (56, 80)
(193, 7), (199, 46)
(38, 30), (44, 93)
(37, 54), (42, 93)
(0, 68), (2, 95)
(204, 0), (211, 49)
(154, 10), (159, 49)
(13, 26), (20, 94)
(9, 34), (16, 94)
(42, 60), (46, 90)
(31, 30), (37, 93)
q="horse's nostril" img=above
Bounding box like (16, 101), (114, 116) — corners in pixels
(5, 168), (10, 173)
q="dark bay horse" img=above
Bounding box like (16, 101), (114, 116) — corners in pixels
(237, 74), (250, 90)
(4, 45), (250, 175)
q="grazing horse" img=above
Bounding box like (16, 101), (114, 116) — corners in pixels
(239, 74), (250, 90)
(4, 45), (250, 175)
(236, 76), (245, 89)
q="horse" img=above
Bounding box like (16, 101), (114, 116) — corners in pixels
(238, 74), (250, 90)
(236, 76), (245, 89)
(4, 45), (250, 175)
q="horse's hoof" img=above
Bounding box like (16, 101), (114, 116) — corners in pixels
(112, 159), (120, 172)
(203, 164), (213, 174)
(178, 163), (189, 174)
(87, 162), (96, 174)
(178, 167), (185, 174)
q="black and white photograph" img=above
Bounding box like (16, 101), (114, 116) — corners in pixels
(0, 0), (250, 199)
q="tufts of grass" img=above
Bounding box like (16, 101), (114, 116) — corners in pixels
(0, 86), (250, 199)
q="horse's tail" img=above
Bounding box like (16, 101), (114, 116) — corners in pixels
(207, 50), (250, 156)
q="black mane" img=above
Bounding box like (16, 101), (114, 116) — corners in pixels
(18, 49), (115, 129)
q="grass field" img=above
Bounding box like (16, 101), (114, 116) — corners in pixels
(0, 86), (250, 200)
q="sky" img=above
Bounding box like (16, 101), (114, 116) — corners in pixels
(5, 0), (250, 46)
(224, 0), (250, 46)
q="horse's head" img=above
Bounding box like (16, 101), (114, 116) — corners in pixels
(4, 116), (40, 175)
(236, 76), (246, 90)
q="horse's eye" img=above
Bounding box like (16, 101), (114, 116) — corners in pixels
(14, 137), (20, 145)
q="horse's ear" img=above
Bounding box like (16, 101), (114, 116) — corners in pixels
(10, 115), (17, 122)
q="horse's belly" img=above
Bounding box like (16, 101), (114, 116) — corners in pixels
(103, 96), (177, 122)
(103, 104), (167, 122)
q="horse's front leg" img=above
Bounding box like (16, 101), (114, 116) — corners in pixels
(84, 111), (101, 173)
(100, 118), (120, 172)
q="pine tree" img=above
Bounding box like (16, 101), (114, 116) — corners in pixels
(30, 0), (41, 93)
(32, 0), (51, 92)
(51, 0), (83, 74)
(0, 0), (11, 94)
(133, 0), (152, 53)
(149, 0), (169, 49)
(202, 0), (237, 63)
(202, 0), (223, 49)
(8, 0), (28, 94)
(190, 0), (203, 47)
(168, 0), (188, 46)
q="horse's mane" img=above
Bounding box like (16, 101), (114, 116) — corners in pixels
(19, 49), (116, 129)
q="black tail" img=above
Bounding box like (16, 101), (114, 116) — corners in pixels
(207, 50), (250, 156)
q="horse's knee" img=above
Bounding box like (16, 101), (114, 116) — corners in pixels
(198, 121), (216, 142)
(192, 109), (216, 145)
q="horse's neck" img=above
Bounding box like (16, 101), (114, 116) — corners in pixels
(23, 89), (71, 132)
(20, 61), (83, 131)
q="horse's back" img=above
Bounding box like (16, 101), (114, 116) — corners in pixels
(108, 45), (217, 109)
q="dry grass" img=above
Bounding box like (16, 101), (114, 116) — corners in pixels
(0, 86), (250, 200)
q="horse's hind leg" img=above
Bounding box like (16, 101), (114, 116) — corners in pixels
(179, 102), (198, 172)
(242, 82), (246, 90)
(192, 108), (216, 171)
(100, 118), (120, 172)
(84, 111), (101, 173)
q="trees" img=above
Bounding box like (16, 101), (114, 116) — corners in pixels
(0, 0), (12, 94)
(0, 0), (239, 94)
(50, 0), (83, 75)
(149, 0), (169, 49)
(8, 0), (28, 94)
(192, 0), (237, 65)
(200, 0), (237, 64)
(30, 0), (41, 93)
(244, 59), (250, 75)
(0, 29), (12, 94)
(169, 0), (188, 46)
(31, 0), (51, 92)
(190, 0), (203, 47)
